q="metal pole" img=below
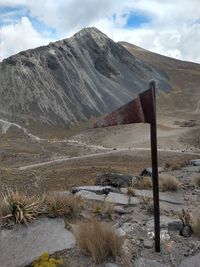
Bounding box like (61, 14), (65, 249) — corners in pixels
(150, 81), (160, 252)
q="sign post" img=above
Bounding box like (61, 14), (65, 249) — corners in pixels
(94, 81), (160, 252)
(149, 81), (160, 252)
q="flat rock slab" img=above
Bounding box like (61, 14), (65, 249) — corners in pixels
(121, 188), (185, 205)
(179, 253), (200, 267)
(71, 185), (116, 194)
(134, 257), (170, 267)
(0, 218), (75, 267)
(190, 159), (200, 166)
(160, 201), (186, 213)
(146, 216), (183, 231)
(76, 190), (139, 205)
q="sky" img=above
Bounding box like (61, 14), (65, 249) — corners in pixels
(0, 0), (200, 63)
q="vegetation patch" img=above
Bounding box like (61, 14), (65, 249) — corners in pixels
(92, 201), (114, 219)
(159, 174), (180, 191)
(46, 193), (84, 218)
(193, 175), (200, 187)
(192, 213), (200, 237)
(34, 252), (63, 267)
(74, 220), (125, 264)
(0, 190), (44, 225)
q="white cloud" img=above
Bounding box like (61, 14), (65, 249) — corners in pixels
(0, 0), (200, 63)
(0, 17), (51, 60)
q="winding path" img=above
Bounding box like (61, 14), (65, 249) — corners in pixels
(18, 146), (200, 170)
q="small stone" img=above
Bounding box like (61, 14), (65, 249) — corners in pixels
(115, 228), (126, 237)
(180, 225), (193, 237)
(143, 239), (153, 249)
(114, 206), (127, 214)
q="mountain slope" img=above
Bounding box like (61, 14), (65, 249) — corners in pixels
(0, 27), (170, 126)
(120, 42), (200, 115)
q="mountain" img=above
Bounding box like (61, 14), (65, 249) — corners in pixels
(119, 42), (200, 115)
(0, 27), (170, 126)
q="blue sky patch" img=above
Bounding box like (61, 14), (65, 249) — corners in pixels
(125, 11), (151, 28)
(0, 5), (57, 38)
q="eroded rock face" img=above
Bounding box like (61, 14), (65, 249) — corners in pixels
(0, 27), (170, 125)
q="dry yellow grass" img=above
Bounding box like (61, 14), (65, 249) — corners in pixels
(192, 213), (200, 237)
(159, 174), (180, 191)
(138, 176), (152, 189)
(193, 175), (200, 187)
(92, 201), (114, 219)
(46, 193), (84, 218)
(74, 220), (125, 264)
(127, 186), (135, 196)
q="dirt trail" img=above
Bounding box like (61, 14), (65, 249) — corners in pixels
(18, 147), (200, 170)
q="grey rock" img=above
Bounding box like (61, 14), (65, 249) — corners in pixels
(190, 159), (200, 166)
(115, 228), (126, 237)
(140, 167), (164, 177)
(76, 190), (139, 205)
(179, 253), (200, 267)
(134, 257), (170, 267)
(0, 218), (75, 267)
(76, 190), (105, 201)
(95, 172), (133, 187)
(143, 239), (154, 249)
(180, 225), (193, 237)
(71, 185), (115, 194)
(114, 206), (127, 214)
(146, 216), (183, 231)
(105, 192), (139, 205)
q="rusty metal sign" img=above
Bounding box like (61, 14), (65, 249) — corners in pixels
(94, 81), (160, 252)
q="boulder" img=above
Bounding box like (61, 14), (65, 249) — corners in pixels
(190, 159), (200, 166)
(95, 172), (133, 187)
(0, 218), (75, 267)
(140, 167), (164, 177)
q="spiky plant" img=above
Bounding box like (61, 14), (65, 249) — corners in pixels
(46, 193), (84, 218)
(0, 190), (45, 224)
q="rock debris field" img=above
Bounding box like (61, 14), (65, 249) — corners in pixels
(0, 159), (200, 267)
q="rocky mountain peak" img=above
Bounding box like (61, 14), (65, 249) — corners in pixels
(0, 27), (171, 126)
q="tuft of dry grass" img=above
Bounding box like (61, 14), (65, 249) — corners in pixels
(92, 201), (114, 219)
(192, 213), (200, 237)
(137, 176), (152, 189)
(0, 190), (44, 224)
(46, 193), (84, 218)
(159, 174), (180, 192)
(180, 209), (192, 226)
(127, 186), (135, 196)
(193, 175), (200, 187)
(74, 220), (125, 264)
